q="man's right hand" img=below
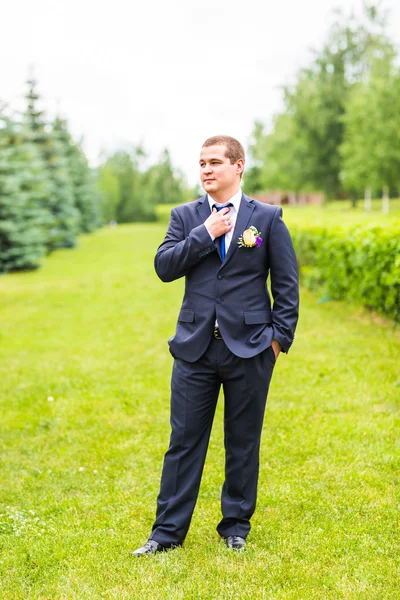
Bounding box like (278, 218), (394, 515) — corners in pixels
(204, 207), (232, 240)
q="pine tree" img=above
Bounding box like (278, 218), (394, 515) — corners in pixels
(53, 116), (101, 233)
(24, 77), (80, 249)
(0, 112), (49, 272)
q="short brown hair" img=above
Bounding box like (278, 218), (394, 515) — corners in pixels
(202, 135), (245, 165)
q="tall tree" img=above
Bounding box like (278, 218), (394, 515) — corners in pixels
(24, 77), (80, 249)
(97, 146), (189, 223)
(96, 161), (120, 223)
(246, 117), (312, 194)
(143, 149), (186, 206)
(97, 148), (149, 222)
(53, 115), (101, 232)
(340, 58), (400, 212)
(0, 112), (49, 272)
(248, 2), (396, 199)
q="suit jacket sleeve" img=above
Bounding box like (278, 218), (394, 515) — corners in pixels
(268, 207), (299, 353)
(154, 207), (216, 282)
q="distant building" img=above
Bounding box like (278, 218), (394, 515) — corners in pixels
(252, 191), (324, 206)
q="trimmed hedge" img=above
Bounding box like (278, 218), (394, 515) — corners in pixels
(290, 222), (400, 322)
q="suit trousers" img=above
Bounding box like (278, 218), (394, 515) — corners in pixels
(149, 335), (276, 546)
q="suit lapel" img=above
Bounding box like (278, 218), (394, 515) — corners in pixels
(223, 194), (255, 265)
(196, 195), (222, 259)
(196, 195), (211, 223)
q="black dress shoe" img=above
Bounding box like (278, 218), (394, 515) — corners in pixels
(225, 535), (246, 550)
(130, 540), (166, 556)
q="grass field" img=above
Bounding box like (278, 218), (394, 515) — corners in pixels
(0, 220), (399, 599)
(157, 197), (400, 228)
(280, 197), (400, 229)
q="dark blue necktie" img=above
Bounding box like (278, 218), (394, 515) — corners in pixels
(213, 203), (232, 260)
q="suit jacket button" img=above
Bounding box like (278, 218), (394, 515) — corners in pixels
(217, 275), (223, 280)
(216, 298), (221, 304)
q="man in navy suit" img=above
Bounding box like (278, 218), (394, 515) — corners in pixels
(131, 135), (299, 555)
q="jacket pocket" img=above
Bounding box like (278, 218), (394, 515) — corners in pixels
(244, 310), (272, 325)
(178, 309), (195, 323)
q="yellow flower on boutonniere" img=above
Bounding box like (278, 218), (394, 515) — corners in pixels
(238, 225), (263, 248)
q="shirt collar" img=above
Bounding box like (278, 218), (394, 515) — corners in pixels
(207, 189), (242, 212)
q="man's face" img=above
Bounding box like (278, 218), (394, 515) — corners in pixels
(199, 144), (243, 195)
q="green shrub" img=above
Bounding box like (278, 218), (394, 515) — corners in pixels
(291, 222), (400, 322)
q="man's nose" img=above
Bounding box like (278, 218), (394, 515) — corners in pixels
(203, 164), (212, 174)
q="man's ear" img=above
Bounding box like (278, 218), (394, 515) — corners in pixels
(236, 159), (245, 176)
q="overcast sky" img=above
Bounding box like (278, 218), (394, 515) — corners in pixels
(1, 0), (399, 184)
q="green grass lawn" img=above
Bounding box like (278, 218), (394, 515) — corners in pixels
(281, 197), (400, 229)
(157, 197), (400, 228)
(0, 222), (399, 599)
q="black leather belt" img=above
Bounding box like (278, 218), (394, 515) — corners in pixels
(213, 326), (223, 340)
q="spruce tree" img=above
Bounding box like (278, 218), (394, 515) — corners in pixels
(0, 113), (49, 272)
(24, 77), (79, 249)
(53, 116), (101, 232)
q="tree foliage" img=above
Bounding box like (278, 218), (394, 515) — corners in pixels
(53, 116), (101, 233)
(248, 2), (398, 201)
(340, 59), (400, 198)
(97, 147), (191, 223)
(0, 113), (49, 272)
(0, 76), (103, 271)
(24, 78), (80, 249)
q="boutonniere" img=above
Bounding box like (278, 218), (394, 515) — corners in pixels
(238, 225), (263, 248)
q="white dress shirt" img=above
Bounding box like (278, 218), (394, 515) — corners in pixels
(206, 189), (242, 252)
(206, 189), (242, 328)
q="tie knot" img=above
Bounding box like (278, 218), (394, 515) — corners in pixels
(213, 202), (233, 212)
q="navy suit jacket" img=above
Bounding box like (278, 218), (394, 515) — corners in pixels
(154, 193), (299, 362)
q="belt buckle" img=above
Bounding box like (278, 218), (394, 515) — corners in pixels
(213, 326), (223, 340)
